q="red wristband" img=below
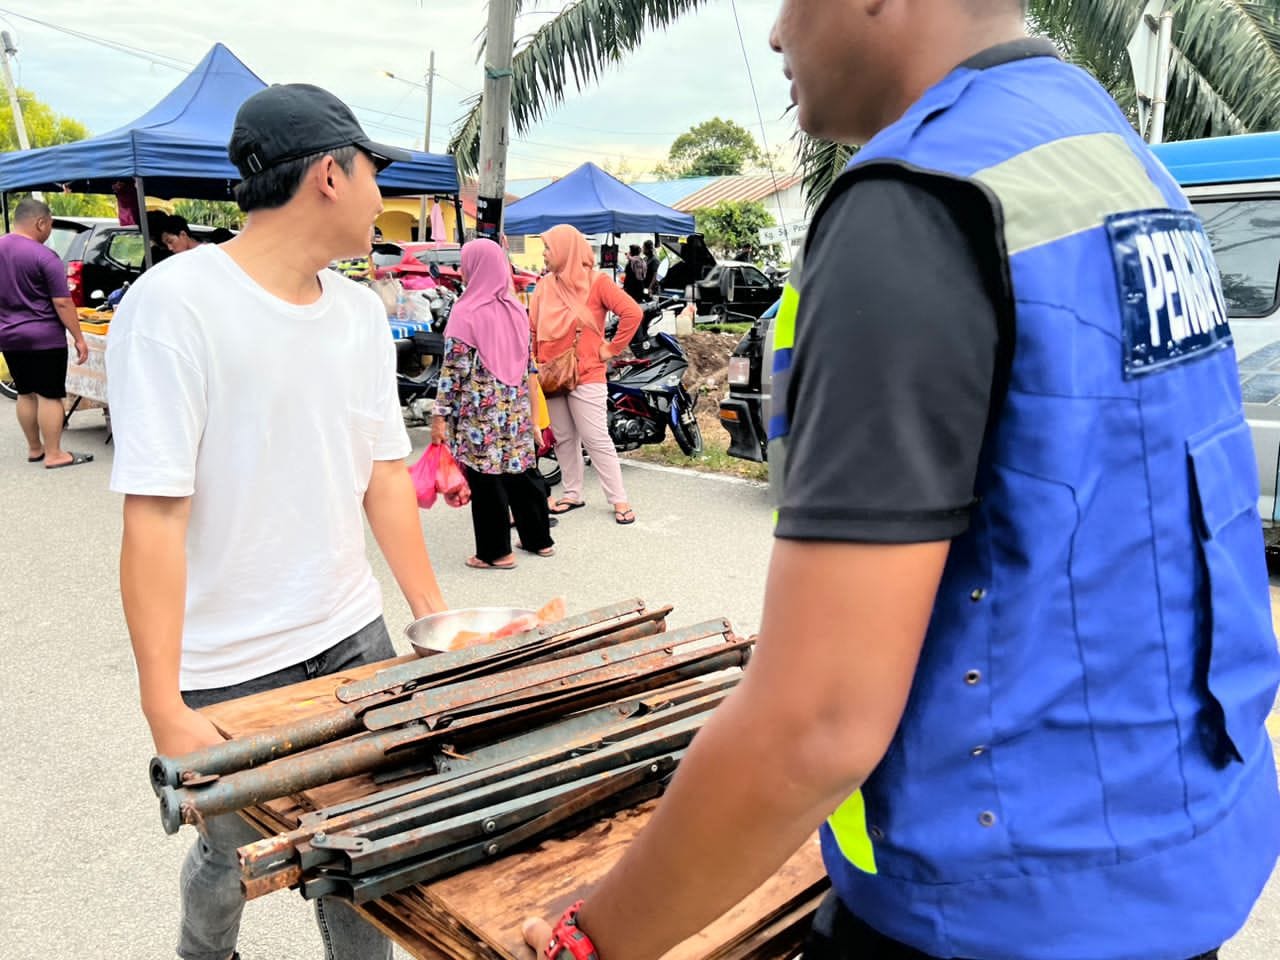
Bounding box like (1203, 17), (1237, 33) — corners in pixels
(545, 900), (599, 960)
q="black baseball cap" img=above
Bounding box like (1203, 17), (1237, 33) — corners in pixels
(228, 83), (412, 178)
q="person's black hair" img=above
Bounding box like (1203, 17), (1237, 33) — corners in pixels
(233, 146), (360, 213)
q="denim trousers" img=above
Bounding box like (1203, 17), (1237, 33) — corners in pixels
(176, 617), (396, 960)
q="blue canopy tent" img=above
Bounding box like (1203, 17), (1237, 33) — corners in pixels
(1152, 131), (1280, 186)
(0, 43), (462, 259)
(503, 162), (696, 237)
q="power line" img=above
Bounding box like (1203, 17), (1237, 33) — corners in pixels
(0, 7), (192, 71)
(728, 0), (789, 234)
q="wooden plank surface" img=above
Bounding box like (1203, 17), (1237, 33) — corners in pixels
(199, 653), (826, 960)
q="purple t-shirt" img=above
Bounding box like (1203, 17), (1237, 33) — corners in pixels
(0, 233), (72, 351)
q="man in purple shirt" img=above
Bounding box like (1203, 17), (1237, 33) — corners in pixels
(0, 198), (91, 468)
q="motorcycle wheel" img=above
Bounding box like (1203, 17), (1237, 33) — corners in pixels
(0, 367), (16, 400)
(672, 409), (703, 457)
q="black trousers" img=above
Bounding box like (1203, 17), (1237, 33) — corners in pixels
(464, 466), (554, 564)
(802, 892), (1219, 960)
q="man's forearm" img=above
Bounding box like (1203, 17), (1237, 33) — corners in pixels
(121, 496), (190, 722)
(575, 685), (857, 960)
(365, 461), (446, 617)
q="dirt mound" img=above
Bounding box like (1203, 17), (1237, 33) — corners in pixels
(681, 330), (741, 396)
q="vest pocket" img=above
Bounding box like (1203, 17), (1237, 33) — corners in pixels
(1187, 416), (1279, 766)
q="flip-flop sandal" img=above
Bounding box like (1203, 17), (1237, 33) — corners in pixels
(549, 499), (586, 515)
(465, 556), (517, 570)
(517, 543), (556, 557)
(45, 452), (94, 470)
(614, 508), (636, 525)
(27, 453), (44, 463)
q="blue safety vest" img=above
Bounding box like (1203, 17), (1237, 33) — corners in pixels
(771, 48), (1280, 960)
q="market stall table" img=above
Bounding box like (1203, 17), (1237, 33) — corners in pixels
(197, 652), (829, 960)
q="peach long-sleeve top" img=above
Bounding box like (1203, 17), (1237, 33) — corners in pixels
(531, 274), (645, 386)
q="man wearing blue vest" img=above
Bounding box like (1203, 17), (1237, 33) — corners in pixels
(523, 2), (1280, 959)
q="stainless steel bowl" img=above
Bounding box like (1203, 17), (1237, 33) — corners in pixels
(403, 606), (535, 657)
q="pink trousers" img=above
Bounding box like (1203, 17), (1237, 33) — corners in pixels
(547, 382), (629, 505)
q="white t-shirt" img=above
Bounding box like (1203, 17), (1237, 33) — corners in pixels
(106, 244), (412, 689)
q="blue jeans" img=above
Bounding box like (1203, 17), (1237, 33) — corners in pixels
(177, 617), (396, 960)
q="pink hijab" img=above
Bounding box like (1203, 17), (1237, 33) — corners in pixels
(445, 238), (530, 387)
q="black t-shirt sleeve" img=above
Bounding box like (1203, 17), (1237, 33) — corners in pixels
(774, 172), (1007, 544)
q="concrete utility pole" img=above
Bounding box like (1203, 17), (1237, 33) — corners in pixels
(476, 0), (517, 241)
(1, 31), (40, 201)
(1128, 1), (1175, 145)
(419, 50), (435, 241)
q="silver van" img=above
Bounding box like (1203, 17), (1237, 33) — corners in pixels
(1154, 132), (1280, 546)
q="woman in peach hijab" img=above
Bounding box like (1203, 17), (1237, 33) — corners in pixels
(530, 225), (644, 524)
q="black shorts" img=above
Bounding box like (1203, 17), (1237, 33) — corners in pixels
(3, 347), (68, 400)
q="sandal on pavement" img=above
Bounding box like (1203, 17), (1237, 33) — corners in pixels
(465, 556), (517, 570)
(517, 543), (555, 557)
(27, 453), (44, 463)
(614, 508), (636, 525)
(45, 452), (94, 470)
(549, 498), (585, 515)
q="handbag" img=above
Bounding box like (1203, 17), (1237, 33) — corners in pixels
(528, 372), (551, 430)
(537, 333), (580, 395)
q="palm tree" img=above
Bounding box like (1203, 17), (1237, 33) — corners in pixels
(450, 0), (1280, 209)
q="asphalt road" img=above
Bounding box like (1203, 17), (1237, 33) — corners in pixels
(1, 409), (1277, 959)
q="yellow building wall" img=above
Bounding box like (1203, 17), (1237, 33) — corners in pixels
(375, 196), (545, 272)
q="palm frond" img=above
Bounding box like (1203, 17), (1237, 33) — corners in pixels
(793, 133), (853, 212)
(450, 0), (709, 175)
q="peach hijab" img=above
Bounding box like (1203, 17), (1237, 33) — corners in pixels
(532, 224), (599, 357)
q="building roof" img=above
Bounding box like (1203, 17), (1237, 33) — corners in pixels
(674, 174), (802, 211)
(627, 177), (720, 208)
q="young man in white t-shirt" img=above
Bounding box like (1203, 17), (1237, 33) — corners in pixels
(106, 83), (447, 960)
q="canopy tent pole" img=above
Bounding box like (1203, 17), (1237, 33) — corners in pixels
(2, 192), (9, 233)
(454, 196), (464, 243)
(136, 177), (154, 270)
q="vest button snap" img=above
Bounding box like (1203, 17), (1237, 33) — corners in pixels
(979, 811), (997, 827)
(970, 588), (987, 602)
(971, 745), (987, 757)
(869, 825), (885, 841)
(964, 669), (982, 685)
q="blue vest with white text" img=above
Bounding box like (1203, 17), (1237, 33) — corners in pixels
(774, 52), (1280, 960)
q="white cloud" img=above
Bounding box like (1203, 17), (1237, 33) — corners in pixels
(0, 0), (795, 180)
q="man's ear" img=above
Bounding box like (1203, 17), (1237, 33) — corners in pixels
(317, 156), (339, 198)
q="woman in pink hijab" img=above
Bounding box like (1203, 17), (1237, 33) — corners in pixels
(432, 238), (553, 569)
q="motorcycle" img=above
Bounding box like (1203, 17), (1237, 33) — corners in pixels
(605, 297), (703, 456)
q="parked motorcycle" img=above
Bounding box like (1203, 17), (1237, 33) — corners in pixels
(606, 298), (702, 456)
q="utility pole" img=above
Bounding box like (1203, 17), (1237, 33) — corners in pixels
(419, 50), (435, 241)
(476, 0), (517, 241)
(1128, 1), (1174, 145)
(0, 31), (39, 201)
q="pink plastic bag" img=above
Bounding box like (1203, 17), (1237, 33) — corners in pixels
(409, 444), (443, 509)
(409, 443), (471, 509)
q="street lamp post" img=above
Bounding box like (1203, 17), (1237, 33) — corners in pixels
(382, 54), (436, 241)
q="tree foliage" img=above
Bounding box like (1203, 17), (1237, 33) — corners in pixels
(458, 0), (1280, 212)
(695, 199), (779, 261)
(654, 117), (763, 179)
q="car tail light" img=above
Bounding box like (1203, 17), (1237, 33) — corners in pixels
(728, 356), (751, 386)
(66, 261), (84, 308)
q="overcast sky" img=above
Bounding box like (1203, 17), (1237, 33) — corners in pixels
(0, 0), (796, 181)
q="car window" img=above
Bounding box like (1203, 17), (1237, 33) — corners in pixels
(106, 233), (145, 269)
(739, 266), (769, 287)
(46, 226), (81, 260)
(1193, 198), (1280, 318)
(704, 266), (723, 283)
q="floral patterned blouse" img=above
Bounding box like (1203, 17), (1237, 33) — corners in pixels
(434, 339), (537, 475)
